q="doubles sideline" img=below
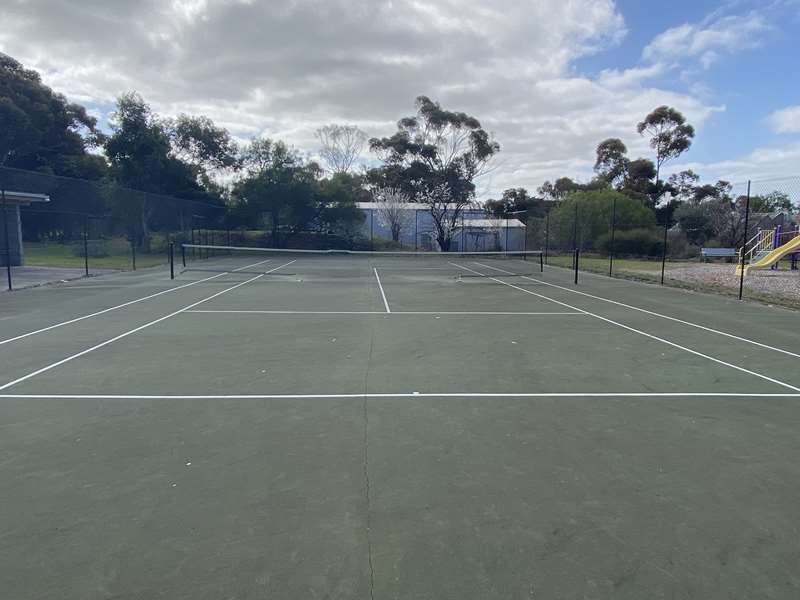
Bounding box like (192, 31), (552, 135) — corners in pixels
(0, 258), (274, 347)
(0, 260), (296, 392)
(452, 262), (800, 393)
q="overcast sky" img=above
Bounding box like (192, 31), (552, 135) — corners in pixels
(1, 0), (798, 198)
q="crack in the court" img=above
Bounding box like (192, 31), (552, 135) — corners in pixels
(362, 313), (377, 600)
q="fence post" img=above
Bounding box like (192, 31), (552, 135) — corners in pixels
(2, 190), (11, 291)
(461, 213), (465, 252)
(738, 181), (751, 301)
(131, 237), (136, 271)
(660, 201), (669, 285)
(609, 196), (616, 277)
(544, 211), (549, 265)
(572, 201), (578, 254)
(414, 210), (418, 251)
(83, 216), (89, 277)
(523, 216), (528, 259)
(571, 201), (579, 273)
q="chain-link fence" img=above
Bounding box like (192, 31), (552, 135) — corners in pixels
(0, 166), (224, 290)
(524, 176), (800, 308)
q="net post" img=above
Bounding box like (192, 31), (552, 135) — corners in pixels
(370, 210), (374, 251)
(539, 251), (544, 273)
(181, 243), (186, 268)
(169, 242), (175, 279)
(83, 216), (89, 277)
(738, 181), (751, 300)
(574, 248), (579, 284)
(131, 237), (136, 271)
(1, 189), (12, 291)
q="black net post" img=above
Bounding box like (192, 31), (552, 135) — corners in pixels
(83, 216), (89, 277)
(169, 242), (175, 280)
(370, 211), (374, 251)
(539, 251), (544, 273)
(660, 200), (669, 285)
(505, 219), (509, 250)
(131, 237), (137, 271)
(574, 248), (580, 284)
(738, 181), (751, 301)
(1, 189), (11, 291)
(191, 228), (196, 259)
(609, 196), (616, 277)
(181, 243), (186, 268)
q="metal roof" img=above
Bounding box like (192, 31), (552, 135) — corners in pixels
(1, 191), (50, 205)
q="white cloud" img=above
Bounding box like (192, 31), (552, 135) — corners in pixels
(0, 0), (758, 198)
(666, 142), (800, 194)
(768, 105), (800, 134)
(642, 12), (769, 69)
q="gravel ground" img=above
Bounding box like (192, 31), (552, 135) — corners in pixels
(622, 263), (800, 306)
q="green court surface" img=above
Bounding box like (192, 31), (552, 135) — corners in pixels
(1, 253), (799, 599)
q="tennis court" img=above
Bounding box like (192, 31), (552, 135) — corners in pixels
(2, 247), (799, 599)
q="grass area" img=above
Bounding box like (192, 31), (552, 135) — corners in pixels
(24, 241), (167, 270)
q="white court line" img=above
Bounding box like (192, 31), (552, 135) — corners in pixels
(0, 258), (274, 347)
(0, 260), (296, 392)
(184, 310), (584, 316)
(373, 267), (391, 313)
(453, 262), (800, 393)
(1, 392), (799, 399)
(478, 261), (800, 360)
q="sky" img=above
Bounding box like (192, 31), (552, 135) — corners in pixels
(1, 0), (798, 199)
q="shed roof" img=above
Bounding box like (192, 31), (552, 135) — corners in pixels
(1, 191), (50, 205)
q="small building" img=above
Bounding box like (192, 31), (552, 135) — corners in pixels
(356, 202), (526, 251)
(1, 191), (50, 266)
(450, 218), (527, 252)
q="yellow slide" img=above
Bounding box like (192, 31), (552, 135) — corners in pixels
(737, 236), (800, 276)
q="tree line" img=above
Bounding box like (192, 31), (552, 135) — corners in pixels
(2, 50), (794, 254)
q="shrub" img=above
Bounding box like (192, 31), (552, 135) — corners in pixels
(596, 228), (664, 257)
(545, 189), (657, 251)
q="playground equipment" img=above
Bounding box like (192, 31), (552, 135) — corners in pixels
(737, 224), (800, 276)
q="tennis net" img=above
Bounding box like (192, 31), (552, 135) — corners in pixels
(177, 244), (544, 278)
